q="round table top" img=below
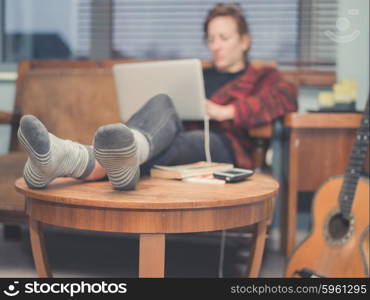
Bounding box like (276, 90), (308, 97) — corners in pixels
(15, 173), (278, 210)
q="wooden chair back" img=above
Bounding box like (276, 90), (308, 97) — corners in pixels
(10, 60), (142, 151)
(16, 69), (121, 149)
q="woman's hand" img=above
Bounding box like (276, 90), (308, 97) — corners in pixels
(204, 99), (234, 121)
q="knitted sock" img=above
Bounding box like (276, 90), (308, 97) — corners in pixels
(17, 115), (96, 189)
(93, 123), (149, 190)
(131, 129), (150, 164)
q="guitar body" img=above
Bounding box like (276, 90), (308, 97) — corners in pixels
(286, 176), (369, 277)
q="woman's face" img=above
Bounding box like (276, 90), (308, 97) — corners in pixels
(207, 16), (250, 73)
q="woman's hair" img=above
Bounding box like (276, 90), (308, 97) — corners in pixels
(203, 3), (249, 41)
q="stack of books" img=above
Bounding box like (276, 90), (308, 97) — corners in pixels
(150, 161), (234, 184)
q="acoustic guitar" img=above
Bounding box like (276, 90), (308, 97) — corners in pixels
(285, 98), (370, 278)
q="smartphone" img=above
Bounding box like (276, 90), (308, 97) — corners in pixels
(213, 168), (254, 183)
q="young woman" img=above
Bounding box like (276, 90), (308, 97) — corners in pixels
(18, 4), (297, 190)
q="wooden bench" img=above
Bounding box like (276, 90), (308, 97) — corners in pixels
(0, 59), (275, 237)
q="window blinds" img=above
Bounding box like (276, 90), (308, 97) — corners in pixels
(78, 0), (338, 70)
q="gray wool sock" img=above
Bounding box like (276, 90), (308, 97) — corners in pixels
(17, 115), (95, 189)
(93, 123), (142, 190)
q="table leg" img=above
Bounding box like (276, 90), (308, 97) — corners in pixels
(246, 220), (268, 277)
(139, 234), (165, 278)
(282, 130), (298, 257)
(29, 218), (52, 277)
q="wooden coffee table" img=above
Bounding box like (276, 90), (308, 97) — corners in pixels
(15, 174), (278, 278)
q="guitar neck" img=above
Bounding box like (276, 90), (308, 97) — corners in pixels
(339, 99), (369, 219)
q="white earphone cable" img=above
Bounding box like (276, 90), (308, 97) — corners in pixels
(204, 114), (212, 162)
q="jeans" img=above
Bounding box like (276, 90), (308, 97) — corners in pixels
(126, 94), (235, 175)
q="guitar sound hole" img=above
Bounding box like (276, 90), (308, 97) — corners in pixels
(328, 213), (350, 240)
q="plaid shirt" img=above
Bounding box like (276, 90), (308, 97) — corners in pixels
(187, 64), (298, 169)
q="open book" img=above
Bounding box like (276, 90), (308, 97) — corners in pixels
(150, 161), (234, 179)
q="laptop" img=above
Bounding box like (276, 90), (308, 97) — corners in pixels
(113, 59), (206, 121)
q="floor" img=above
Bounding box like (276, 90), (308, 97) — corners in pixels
(0, 200), (312, 278)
